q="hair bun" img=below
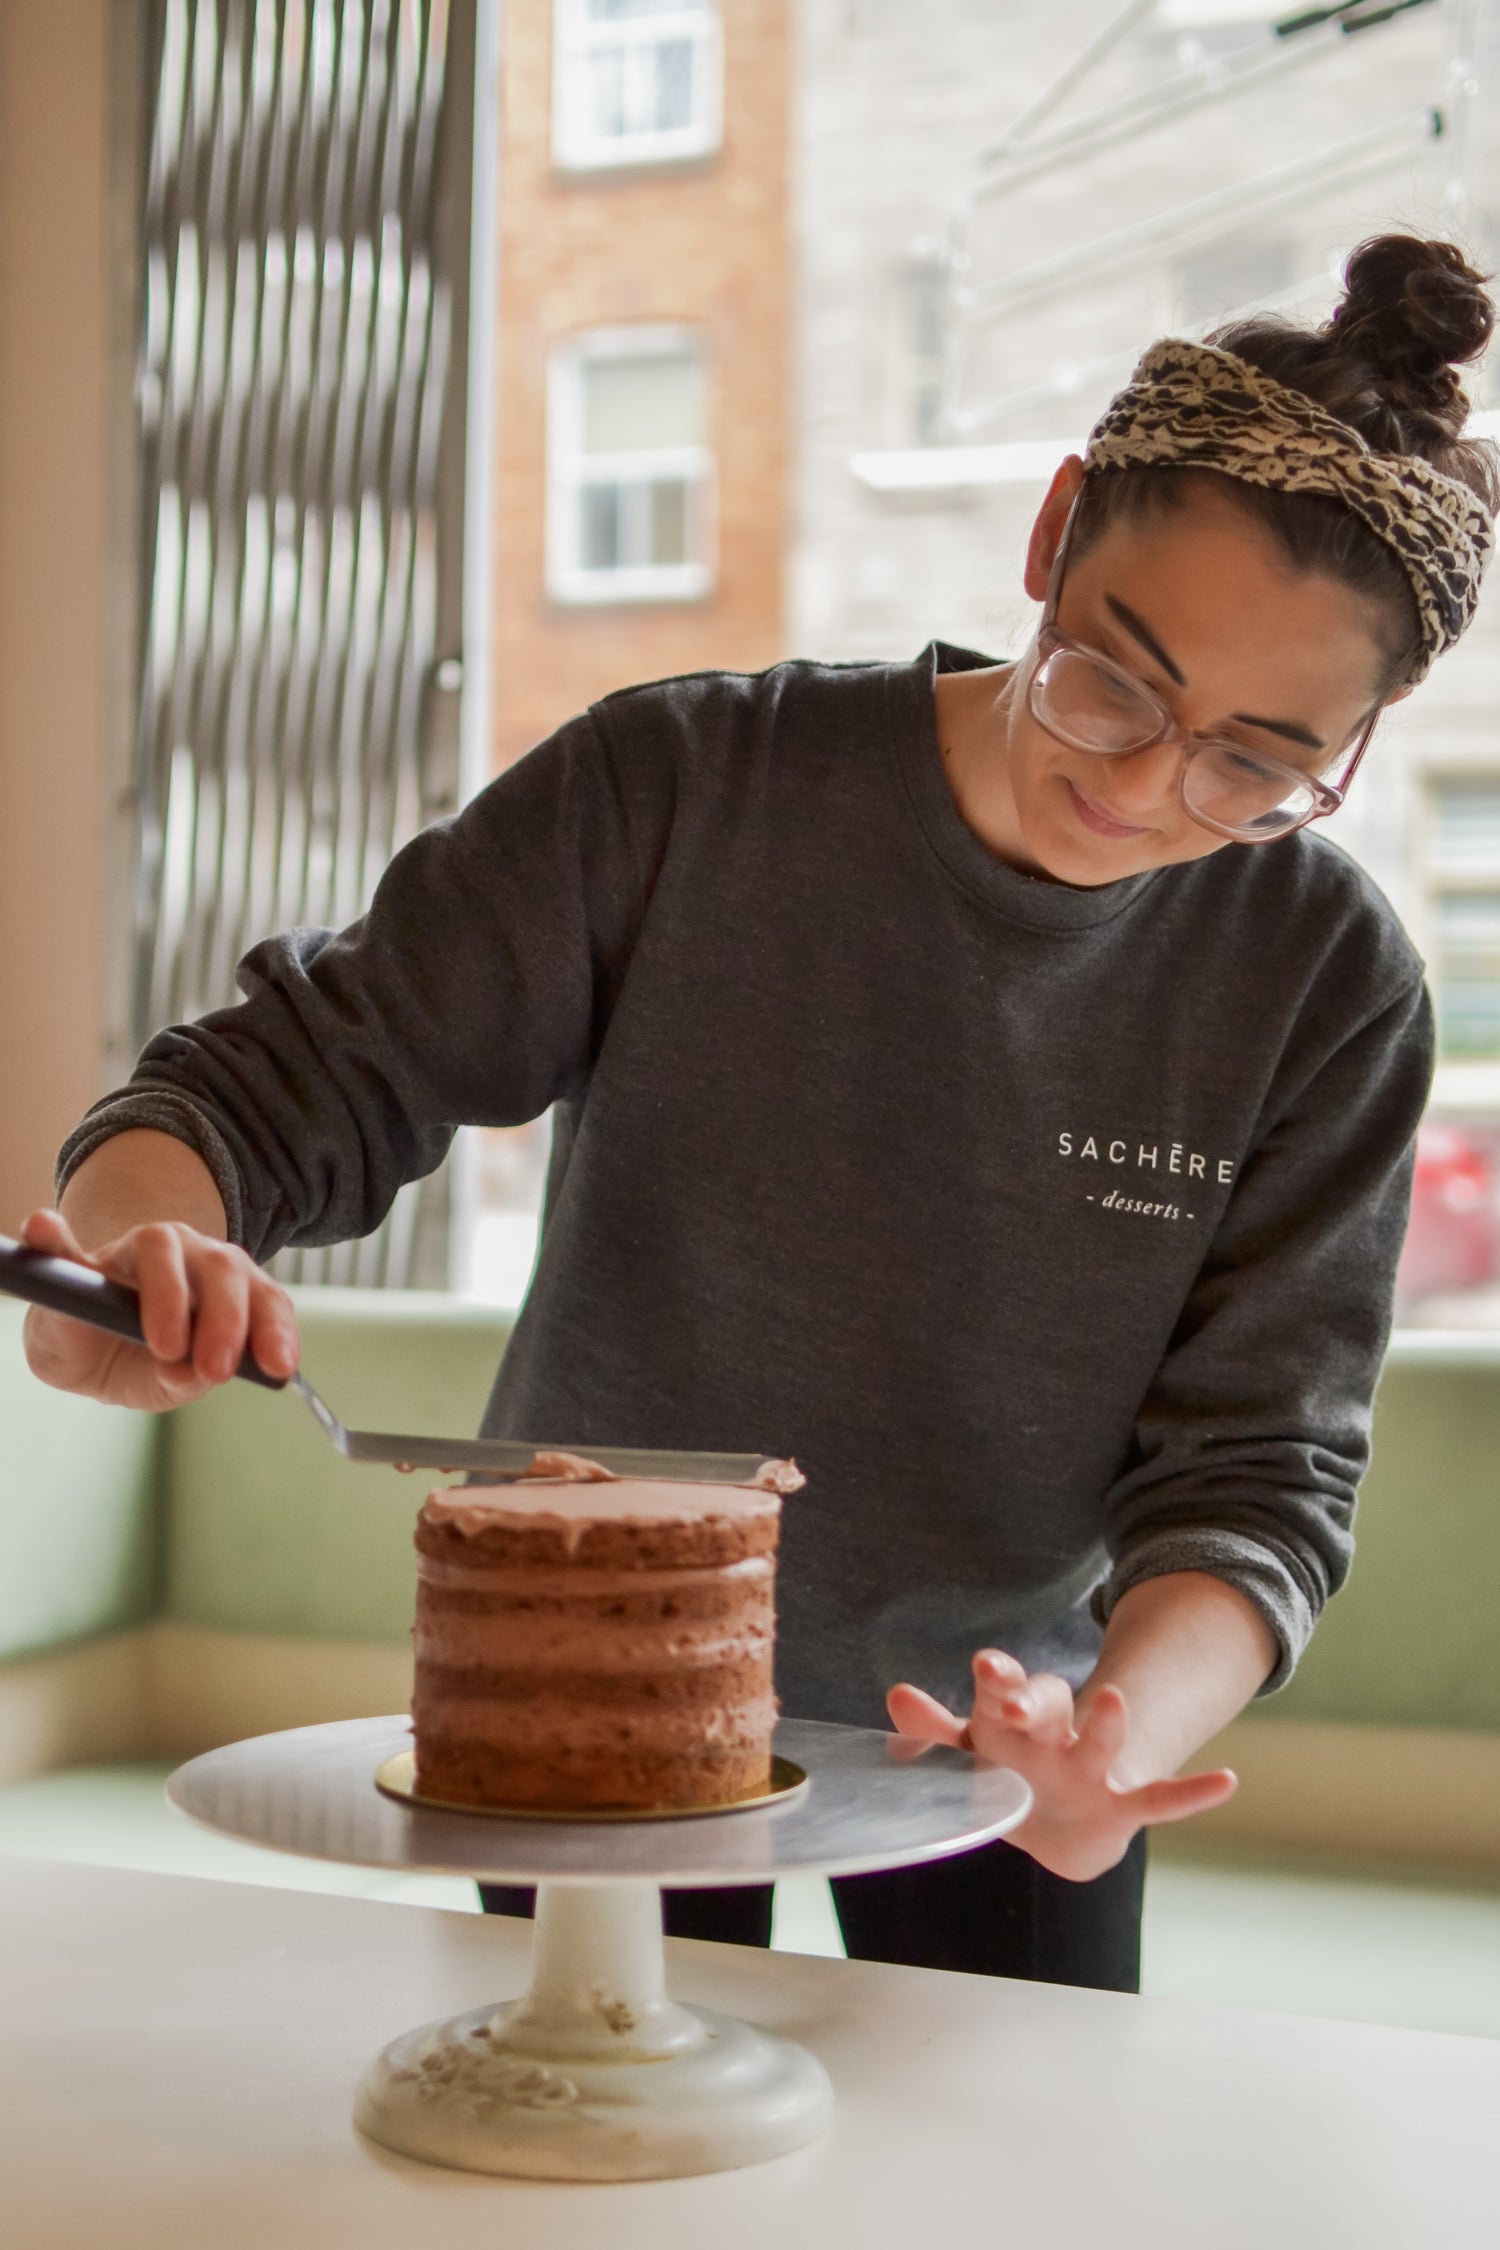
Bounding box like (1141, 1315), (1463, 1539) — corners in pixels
(1327, 235), (1494, 435)
(1208, 235), (1498, 513)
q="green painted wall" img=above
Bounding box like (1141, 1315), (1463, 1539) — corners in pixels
(0, 1300), (161, 1659)
(4, 1287), (1498, 1736)
(1276, 1356), (1500, 1732)
(161, 1313), (1500, 1730)
(160, 1292), (513, 1641)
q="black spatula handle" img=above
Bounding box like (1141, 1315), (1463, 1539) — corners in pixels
(0, 1235), (284, 1389)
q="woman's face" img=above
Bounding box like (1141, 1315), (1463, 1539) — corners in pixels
(989, 461), (1395, 888)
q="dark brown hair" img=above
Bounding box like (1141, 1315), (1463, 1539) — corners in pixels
(1074, 235), (1500, 693)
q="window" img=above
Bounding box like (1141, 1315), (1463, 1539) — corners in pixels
(1432, 782), (1500, 874)
(1429, 783), (1500, 1064)
(895, 247), (949, 447)
(547, 329), (714, 604)
(1434, 894), (1500, 1062)
(553, 0), (723, 173)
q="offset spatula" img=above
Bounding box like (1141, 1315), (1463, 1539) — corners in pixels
(0, 1235), (778, 1485)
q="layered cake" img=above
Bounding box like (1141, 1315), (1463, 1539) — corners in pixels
(411, 1454), (803, 1811)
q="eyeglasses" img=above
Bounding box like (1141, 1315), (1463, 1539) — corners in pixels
(1026, 493), (1381, 844)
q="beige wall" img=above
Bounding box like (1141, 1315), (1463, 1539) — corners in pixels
(0, 3), (133, 1221)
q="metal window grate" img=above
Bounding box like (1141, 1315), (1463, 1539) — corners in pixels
(132, 0), (475, 1288)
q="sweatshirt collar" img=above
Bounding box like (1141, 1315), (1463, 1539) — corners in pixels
(888, 641), (1163, 933)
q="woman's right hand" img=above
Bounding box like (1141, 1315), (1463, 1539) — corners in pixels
(18, 1206), (300, 1412)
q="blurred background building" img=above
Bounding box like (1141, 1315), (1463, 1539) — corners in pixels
(1, 0), (1497, 1312)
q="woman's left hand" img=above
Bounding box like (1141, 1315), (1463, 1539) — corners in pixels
(887, 1649), (1238, 1883)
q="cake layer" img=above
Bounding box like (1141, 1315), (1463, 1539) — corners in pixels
(414, 1690), (778, 1752)
(414, 1612), (771, 1673)
(416, 1651), (772, 1713)
(413, 1551), (775, 1598)
(415, 1549), (773, 1675)
(415, 1737), (772, 1812)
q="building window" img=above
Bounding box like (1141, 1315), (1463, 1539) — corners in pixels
(553, 0), (723, 173)
(1434, 893), (1500, 1061)
(547, 328), (714, 605)
(1433, 781), (1500, 872)
(895, 246), (949, 446)
(1429, 781), (1500, 1063)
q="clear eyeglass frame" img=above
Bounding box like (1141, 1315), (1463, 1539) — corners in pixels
(1026, 489), (1383, 844)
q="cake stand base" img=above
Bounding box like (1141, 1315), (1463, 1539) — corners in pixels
(354, 1877), (834, 2180)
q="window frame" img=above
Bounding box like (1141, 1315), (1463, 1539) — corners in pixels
(545, 324), (717, 608)
(551, 0), (725, 175)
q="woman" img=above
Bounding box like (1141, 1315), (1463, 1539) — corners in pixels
(24, 234), (1498, 1995)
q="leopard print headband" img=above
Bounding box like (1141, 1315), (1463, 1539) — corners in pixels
(1084, 338), (1493, 681)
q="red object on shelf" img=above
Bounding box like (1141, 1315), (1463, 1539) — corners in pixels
(1396, 1121), (1500, 1305)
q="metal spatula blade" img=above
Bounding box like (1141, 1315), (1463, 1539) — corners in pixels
(0, 1236), (777, 1486)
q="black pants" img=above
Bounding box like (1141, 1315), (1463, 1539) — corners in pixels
(479, 1830), (1146, 1994)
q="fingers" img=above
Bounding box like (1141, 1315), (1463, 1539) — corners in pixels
(1124, 1766), (1238, 1830)
(973, 1649), (1027, 1693)
(19, 1208), (97, 1265)
(106, 1223), (192, 1364)
(191, 1243), (251, 1384)
(24, 1209), (298, 1394)
(136, 1232), (297, 1387)
(886, 1682), (969, 1749)
(246, 1277), (300, 1380)
(974, 1658), (1076, 1749)
(1075, 1683), (1129, 1780)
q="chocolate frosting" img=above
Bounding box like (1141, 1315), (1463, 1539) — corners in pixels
(421, 1473), (789, 1543)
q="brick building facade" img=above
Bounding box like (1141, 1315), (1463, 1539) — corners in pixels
(491, 0), (792, 771)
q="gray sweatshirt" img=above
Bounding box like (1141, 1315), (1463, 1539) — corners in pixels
(59, 645), (1433, 1725)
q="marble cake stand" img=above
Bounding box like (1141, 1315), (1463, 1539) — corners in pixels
(168, 1713), (1030, 2184)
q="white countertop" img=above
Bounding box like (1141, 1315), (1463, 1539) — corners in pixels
(3, 1855), (1497, 2248)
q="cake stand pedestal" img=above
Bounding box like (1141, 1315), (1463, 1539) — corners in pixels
(356, 1878), (832, 2178)
(168, 1714), (1030, 2184)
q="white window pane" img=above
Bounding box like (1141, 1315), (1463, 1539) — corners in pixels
(585, 49), (628, 139)
(652, 39), (695, 132)
(1436, 891), (1500, 1060)
(623, 42), (661, 135)
(620, 480), (655, 566)
(649, 478), (690, 564)
(587, 0), (707, 20)
(1433, 783), (1500, 871)
(1438, 893), (1500, 944)
(1439, 985), (1500, 1059)
(580, 482), (622, 570)
(581, 349), (705, 452)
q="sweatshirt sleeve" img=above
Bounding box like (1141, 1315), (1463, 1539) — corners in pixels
(1095, 971), (1434, 1692)
(55, 708), (672, 1263)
